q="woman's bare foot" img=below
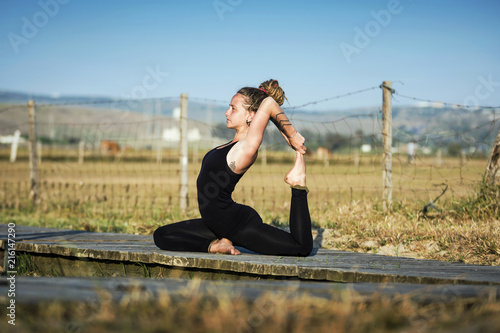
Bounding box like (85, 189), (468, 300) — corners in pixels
(284, 151), (307, 188)
(209, 238), (240, 255)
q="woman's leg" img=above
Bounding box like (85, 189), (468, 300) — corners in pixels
(231, 152), (313, 256)
(153, 219), (240, 254)
(284, 152), (313, 251)
(153, 219), (216, 252)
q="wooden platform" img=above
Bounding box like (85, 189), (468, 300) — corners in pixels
(2, 224), (500, 285)
(2, 276), (499, 306)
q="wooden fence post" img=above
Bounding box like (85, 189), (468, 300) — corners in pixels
(28, 100), (38, 204)
(382, 81), (393, 212)
(435, 149), (442, 166)
(37, 141), (42, 165)
(484, 128), (500, 187)
(261, 144), (267, 167)
(179, 93), (189, 212)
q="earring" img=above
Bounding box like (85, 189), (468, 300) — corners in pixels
(246, 120), (251, 126)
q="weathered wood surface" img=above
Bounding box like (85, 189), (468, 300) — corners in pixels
(2, 224), (500, 285)
(1, 276), (499, 305)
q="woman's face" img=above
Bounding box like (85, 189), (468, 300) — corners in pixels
(225, 93), (254, 130)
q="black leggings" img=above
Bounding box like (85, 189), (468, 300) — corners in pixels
(153, 188), (313, 256)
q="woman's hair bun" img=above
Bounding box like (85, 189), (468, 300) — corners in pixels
(259, 79), (287, 106)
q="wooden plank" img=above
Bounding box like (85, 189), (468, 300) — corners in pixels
(1, 276), (499, 305)
(2, 224), (500, 285)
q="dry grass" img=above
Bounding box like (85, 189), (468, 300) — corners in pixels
(308, 200), (500, 266)
(2, 284), (500, 333)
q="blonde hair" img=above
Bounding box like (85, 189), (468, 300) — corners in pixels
(237, 79), (287, 112)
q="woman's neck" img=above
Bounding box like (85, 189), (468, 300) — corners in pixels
(232, 127), (249, 142)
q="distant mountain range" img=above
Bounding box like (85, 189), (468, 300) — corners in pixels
(0, 90), (120, 106)
(0, 89), (375, 124)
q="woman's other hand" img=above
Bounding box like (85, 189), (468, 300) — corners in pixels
(281, 131), (306, 154)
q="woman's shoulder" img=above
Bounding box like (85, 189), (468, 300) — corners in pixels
(215, 141), (237, 150)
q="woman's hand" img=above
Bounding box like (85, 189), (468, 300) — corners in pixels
(289, 131), (306, 154)
(280, 131), (306, 154)
(258, 97), (307, 154)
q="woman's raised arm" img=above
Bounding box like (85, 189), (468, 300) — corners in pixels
(245, 97), (306, 154)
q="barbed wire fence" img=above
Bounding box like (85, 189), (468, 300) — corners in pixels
(1, 81), (499, 222)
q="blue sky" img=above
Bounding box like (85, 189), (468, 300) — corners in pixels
(1, 0), (499, 110)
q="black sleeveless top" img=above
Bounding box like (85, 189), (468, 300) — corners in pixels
(196, 141), (247, 236)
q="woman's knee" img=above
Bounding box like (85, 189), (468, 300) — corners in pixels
(153, 225), (170, 248)
(296, 241), (313, 257)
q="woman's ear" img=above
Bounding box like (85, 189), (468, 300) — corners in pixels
(247, 111), (256, 123)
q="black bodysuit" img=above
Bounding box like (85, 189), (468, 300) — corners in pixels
(196, 141), (249, 238)
(153, 142), (313, 256)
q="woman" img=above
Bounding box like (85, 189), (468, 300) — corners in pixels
(153, 79), (313, 256)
